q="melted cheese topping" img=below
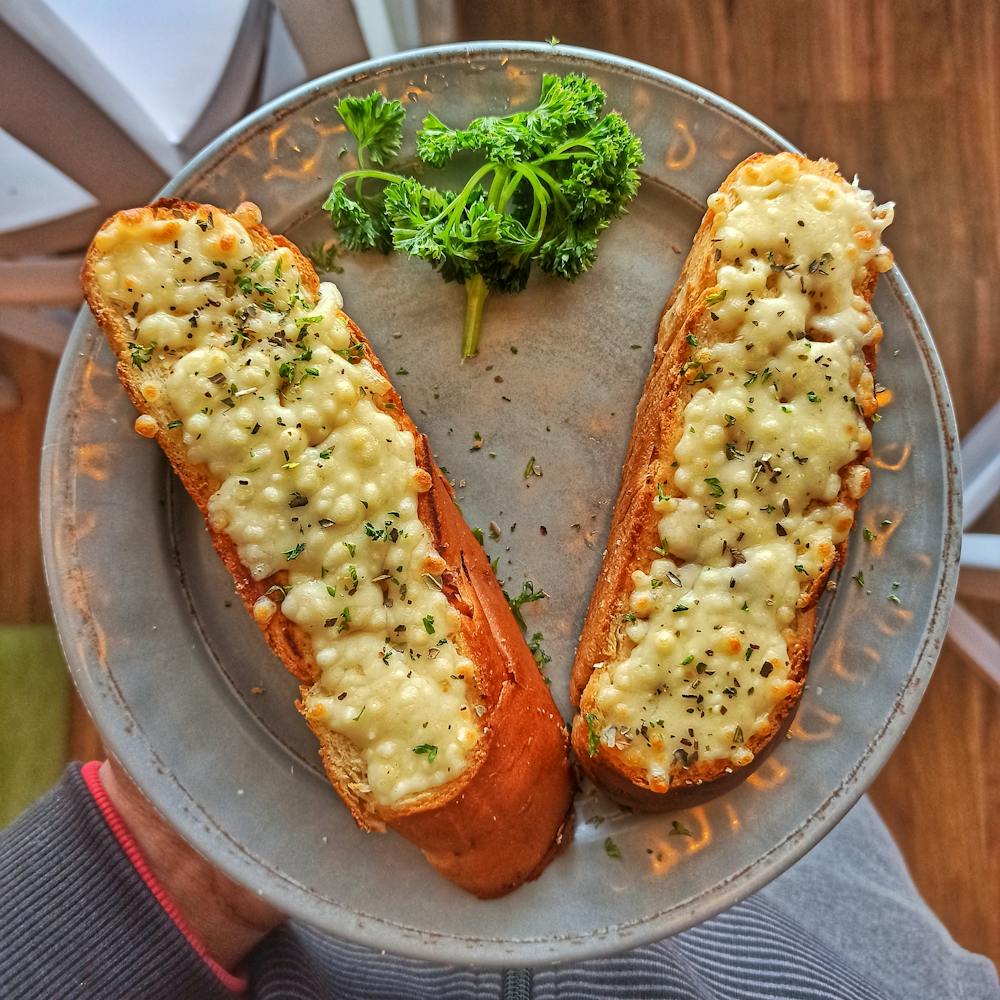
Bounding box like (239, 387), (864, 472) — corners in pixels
(92, 207), (480, 805)
(588, 155), (893, 785)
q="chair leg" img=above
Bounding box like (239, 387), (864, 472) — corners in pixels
(962, 533), (1000, 570)
(947, 603), (1000, 690)
(962, 400), (1000, 529)
(946, 403), (1000, 681)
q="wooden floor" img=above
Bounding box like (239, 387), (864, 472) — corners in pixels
(2, 0), (997, 969)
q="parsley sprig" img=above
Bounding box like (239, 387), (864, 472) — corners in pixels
(323, 75), (643, 357)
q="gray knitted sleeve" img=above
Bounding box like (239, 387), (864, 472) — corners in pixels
(0, 765), (238, 1000)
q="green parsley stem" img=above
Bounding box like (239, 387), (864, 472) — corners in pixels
(526, 165), (572, 212)
(533, 145), (598, 166)
(462, 273), (490, 359)
(337, 168), (407, 187)
(511, 165), (550, 233)
(487, 164), (510, 205)
(446, 163), (497, 229)
(498, 167), (528, 208)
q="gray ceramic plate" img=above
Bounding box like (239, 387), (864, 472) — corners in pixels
(42, 42), (960, 966)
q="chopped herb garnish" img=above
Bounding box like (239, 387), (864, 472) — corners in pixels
(304, 241), (344, 274)
(422, 614), (435, 634)
(335, 342), (365, 363)
(528, 631), (551, 673)
(585, 712), (601, 756)
(705, 288), (727, 306)
(127, 342), (155, 370)
(284, 542), (306, 561)
(413, 743), (438, 764)
(669, 820), (692, 838)
(505, 580), (547, 630)
(603, 837), (622, 859)
(704, 477), (724, 498)
(863, 528), (875, 542)
(166, 419), (182, 429)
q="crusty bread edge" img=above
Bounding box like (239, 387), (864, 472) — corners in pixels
(569, 154), (884, 811)
(82, 199), (574, 896)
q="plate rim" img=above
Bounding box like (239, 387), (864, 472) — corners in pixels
(41, 40), (962, 966)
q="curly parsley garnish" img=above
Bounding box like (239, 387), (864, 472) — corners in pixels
(323, 75), (643, 357)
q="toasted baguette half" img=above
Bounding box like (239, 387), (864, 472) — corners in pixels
(83, 198), (573, 897)
(570, 154), (894, 810)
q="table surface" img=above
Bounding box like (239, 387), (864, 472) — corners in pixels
(2, 0), (997, 968)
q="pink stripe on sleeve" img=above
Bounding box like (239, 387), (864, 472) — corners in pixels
(81, 761), (249, 995)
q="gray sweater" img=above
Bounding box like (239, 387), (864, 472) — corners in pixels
(0, 766), (996, 999)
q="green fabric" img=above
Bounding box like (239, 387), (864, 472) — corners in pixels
(0, 625), (70, 827)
